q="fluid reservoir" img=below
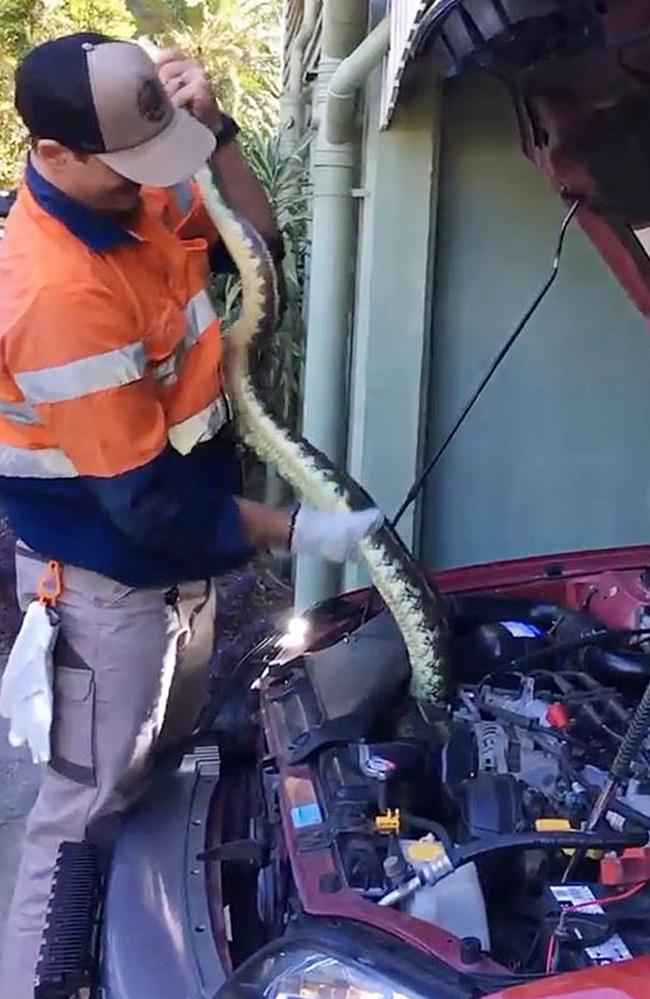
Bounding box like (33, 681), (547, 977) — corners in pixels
(399, 837), (491, 950)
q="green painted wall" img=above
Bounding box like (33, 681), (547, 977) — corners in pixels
(420, 71), (650, 569)
(344, 58), (441, 593)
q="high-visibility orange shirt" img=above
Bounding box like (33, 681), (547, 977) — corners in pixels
(0, 160), (252, 585)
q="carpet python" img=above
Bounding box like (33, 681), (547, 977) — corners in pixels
(196, 166), (450, 702)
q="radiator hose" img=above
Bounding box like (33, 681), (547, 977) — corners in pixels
(377, 828), (646, 907)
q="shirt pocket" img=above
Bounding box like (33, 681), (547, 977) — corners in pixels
(145, 299), (188, 389)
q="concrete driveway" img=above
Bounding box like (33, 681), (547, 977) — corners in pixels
(0, 716), (39, 935)
(0, 521), (38, 937)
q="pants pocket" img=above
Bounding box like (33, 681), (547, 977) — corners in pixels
(50, 666), (96, 787)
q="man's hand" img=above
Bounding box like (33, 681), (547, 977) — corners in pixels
(154, 44), (281, 259)
(235, 499), (384, 563)
(156, 47), (221, 132)
(290, 506), (384, 563)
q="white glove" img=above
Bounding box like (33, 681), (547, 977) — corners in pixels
(290, 505), (384, 563)
(0, 601), (59, 764)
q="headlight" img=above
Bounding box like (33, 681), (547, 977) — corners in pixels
(218, 947), (430, 999)
(278, 615), (310, 650)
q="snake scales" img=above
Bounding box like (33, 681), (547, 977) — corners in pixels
(196, 166), (450, 703)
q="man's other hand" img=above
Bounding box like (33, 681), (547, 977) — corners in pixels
(156, 47), (221, 132)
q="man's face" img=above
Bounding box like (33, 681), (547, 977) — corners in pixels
(70, 155), (141, 215)
(33, 141), (141, 216)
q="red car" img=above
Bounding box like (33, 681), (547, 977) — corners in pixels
(33, 3), (650, 998)
(95, 547), (650, 999)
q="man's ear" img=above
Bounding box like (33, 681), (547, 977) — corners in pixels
(32, 138), (76, 168)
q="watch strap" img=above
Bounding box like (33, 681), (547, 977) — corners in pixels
(214, 113), (240, 148)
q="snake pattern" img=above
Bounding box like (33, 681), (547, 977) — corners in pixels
(196, 165), (450, 702)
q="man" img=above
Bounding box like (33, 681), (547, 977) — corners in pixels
(0, 33), (380, 997)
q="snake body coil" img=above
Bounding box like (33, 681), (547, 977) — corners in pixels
(197, 166), (449, 702)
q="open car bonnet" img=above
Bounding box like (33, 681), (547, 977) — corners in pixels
(412, 0), (650, 323)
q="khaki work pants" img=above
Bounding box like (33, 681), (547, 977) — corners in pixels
(0, 546), (216, 999)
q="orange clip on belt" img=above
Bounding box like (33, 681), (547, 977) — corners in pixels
(36, 560), (63, 607)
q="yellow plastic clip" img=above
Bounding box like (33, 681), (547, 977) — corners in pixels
(535, 818), (572, 834)
(375, 808), (401, 835)
(36, 560), (63, 607)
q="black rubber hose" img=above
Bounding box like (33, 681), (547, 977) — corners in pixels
(452, 828), (646, 867)
(582, 646), (650, 684)
(444, 595), (563, 631)
(512, 629), (650, 669)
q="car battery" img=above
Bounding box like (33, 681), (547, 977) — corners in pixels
(541, 883), (650, 971)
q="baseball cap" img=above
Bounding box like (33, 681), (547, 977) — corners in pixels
(15, 32), (216, 187)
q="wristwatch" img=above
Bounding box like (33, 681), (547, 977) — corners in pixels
(214, 113), (240, 149)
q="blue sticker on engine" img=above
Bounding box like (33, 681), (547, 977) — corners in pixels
(291, 803), (323, 828)
(500, 621), (543, 639)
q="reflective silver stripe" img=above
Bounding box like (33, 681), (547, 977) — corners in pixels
(0, 399), (41, 425)
(15, 342), (147, 404)
(171, 181), (194, 216)
(168, 396), (230, 455)
(0, 443), (77, 478)
(185, 289), (216, 348)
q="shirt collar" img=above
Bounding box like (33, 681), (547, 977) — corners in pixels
(26, 159), (138, 253)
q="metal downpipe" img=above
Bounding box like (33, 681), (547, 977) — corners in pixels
(326, 16), (390, 145)
(294, 4), (390, 611)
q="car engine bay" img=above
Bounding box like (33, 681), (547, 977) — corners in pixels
(225, 573), (650, 985)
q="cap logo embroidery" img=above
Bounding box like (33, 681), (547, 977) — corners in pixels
(137, 77), (167, 123)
